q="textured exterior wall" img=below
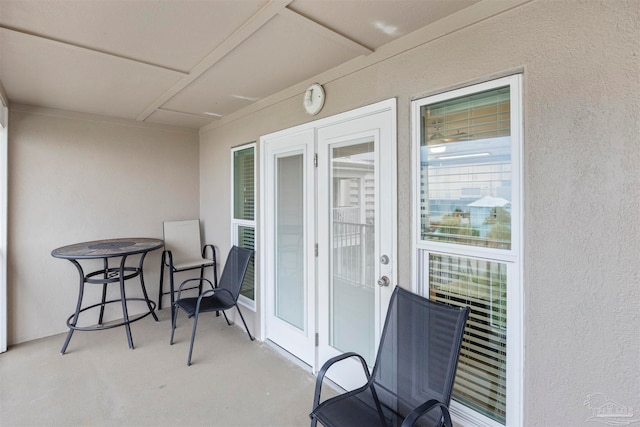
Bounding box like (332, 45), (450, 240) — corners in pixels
(8, 109), (200, 344)
(200, 0), (639, 425)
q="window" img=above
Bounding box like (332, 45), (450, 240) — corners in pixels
(412, 75), (522, 426)
(231, 143), (256, 309)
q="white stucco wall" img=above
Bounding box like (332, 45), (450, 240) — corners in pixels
(199, 1), (639, 425)
(8, 107), (200, 345)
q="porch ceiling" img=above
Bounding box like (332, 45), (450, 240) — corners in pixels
(0, 0), (480, 129)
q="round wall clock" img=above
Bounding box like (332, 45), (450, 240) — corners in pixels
(303, 83), (325, 115)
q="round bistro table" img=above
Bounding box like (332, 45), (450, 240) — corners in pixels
(52, 237), (164, 354)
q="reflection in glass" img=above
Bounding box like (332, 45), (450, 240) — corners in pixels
(330, 141), (375, 365)
(275, 154), (305, 330)
(420, 86), (512, 249)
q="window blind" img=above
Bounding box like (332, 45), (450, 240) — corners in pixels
(423, 87), (510, 144)
(233, 145), (255, 302)
(238, 225), (255, 300)
(429, 253), (506, 424)
(234, 147), (254, 221)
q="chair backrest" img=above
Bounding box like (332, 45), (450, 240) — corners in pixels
(163, 220), (203, 263)
(218, 246), (254, 302)
(372, 286), (470, 424)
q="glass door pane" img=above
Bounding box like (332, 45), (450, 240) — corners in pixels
(330, 140), (376, 364)
(275, 154), (305, 330)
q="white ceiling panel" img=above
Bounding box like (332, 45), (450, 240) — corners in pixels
(0, 29), (182, 120)
(162, 13), (363, 118)
(145, 108), (213, 129)
(0, 0), (268, 72)
(289, 0), (481, 49)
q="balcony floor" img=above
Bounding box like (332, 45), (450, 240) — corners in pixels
(0, 309), (319, 426)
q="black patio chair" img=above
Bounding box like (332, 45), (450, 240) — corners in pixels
(310, 286), (470, 427)
(170, 245), (254, 366)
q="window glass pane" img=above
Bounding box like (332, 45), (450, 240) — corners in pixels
(330, 141), (376, 365)
(420, 87), (511, 249)
(233, 147), (254, 221)
(429, 253), (506, 424)
(238, 225), (255, 300)
(275, 154), (305, 330)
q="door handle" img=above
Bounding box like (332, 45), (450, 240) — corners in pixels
(377, 275), (390, 287)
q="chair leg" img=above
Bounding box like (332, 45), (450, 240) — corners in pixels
(170, 305), (179, 345)
(187, 312), (200, 366)
(198, 266), (204, 294)
(221, 310), (232, 326)
(235, 304), (255, 341)
(158, 254), (166, 311)
(169, 270), (176, 321)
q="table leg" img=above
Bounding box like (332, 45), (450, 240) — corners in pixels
(119, 256), (134, 350)
(98, 258), (109, 325)
(61, 260), (85, 355)
(138, 252), (158, 321)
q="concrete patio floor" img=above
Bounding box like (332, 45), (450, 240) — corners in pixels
(0, 309), (321, 427)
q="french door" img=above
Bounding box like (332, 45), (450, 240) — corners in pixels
(262, 100), (396, 387)
(316, 108), (396, 390)
(263, 128), (316, 366)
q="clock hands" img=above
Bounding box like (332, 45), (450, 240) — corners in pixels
(303, 83), (324, 115)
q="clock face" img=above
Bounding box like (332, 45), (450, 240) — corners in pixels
(303, 83), (325, 115)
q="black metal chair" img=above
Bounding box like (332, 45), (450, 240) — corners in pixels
(158, 220), (217, 321)
(170, 246), (254, 366)
(310, 286), (470, 427)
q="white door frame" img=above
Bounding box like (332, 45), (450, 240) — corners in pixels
(0, 102), (7, 353)
(260, 99), (397, 373)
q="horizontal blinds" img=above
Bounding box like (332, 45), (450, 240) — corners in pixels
(238, 226), (255, 300)
(429, 253), (507, 424)
(234, 147), (254, 221)
(233, 145), (255, 302)
(423, 87), (510, 144)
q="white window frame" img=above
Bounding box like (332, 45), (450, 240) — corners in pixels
(231, 142), (257, 311)
(411, 74), (523, 427)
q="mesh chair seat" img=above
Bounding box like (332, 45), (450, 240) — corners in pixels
(310, 287), (470, 427)
(174, 290), (235, 315)
(313, 389), (397, 427)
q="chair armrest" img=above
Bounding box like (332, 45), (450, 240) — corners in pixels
(312, 352), (370, 410)
(197, 286), (233, 301)
(202, 244), (216, 262)
(176, 277), (215, 301)
(162, 249), (174, 268)
(401, 399), (452, 427)
(202, 244), (218, 287)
